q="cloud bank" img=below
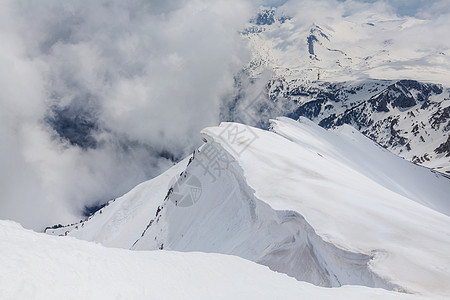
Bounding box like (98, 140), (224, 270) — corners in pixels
(0, 0), (252, 230)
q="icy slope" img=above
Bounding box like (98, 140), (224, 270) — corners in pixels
(47, 118), (450, 296)
(4, 220), (425, 300)
(271, 117), (450, 214)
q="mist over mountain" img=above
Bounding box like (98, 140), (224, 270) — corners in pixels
(0, 0), (252, 229)
(1, 0), (449, 230)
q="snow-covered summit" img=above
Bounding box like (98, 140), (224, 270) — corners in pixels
(46, 117), (450, 297)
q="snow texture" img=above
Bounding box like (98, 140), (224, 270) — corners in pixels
(1, 220), (427, 300)
(47, 118), (450, 297)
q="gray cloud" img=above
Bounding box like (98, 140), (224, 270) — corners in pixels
(0, 0), (253, 230)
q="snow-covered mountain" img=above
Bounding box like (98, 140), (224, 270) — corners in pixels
(226, 9), (450, 175)
(46, 117), (450, 297)
(3, 4), (450, 300)
(243, 8), (450, 85)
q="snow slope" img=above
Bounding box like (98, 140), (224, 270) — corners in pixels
(45, 158), (189, 249)
(47, 118), (450, 297)
(1, 220), (425, 300)
(244, 9), (450, 86)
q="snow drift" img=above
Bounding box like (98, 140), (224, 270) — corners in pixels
(1, 220), (425, 300)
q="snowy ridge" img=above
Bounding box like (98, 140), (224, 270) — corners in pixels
(47, 118), (450, 297)
(1, 220), (427, 300)
(272, 117), (450, 215)
(131, 138), (397, 290)
(45, 158), (189, 248)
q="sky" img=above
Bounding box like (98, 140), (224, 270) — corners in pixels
(1, 0), (449, 230)
(338, 0), (437, 16)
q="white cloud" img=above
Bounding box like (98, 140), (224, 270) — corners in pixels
(0, 0), (253, 230)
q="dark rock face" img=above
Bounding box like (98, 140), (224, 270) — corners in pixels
(250, 9), (291, 26)
(315, 80), (443, 130)
(369, 91), (390, 112)
(307, 34), (319, 56)
(435, 136), (450, 157)
(245, 10), (291, 35)
(252, 9), (276, 25)
(263, 80), (444, 142)
(367, 80), (443, 112)
(306, 26), (329, 59)
(386, 117), (409, 148)
(225, 76), (448, 172)
(430, 105), (450, 131)
(290, 99), (323, 120)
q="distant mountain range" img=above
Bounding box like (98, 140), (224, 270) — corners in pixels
(223, 8), (449, 175)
